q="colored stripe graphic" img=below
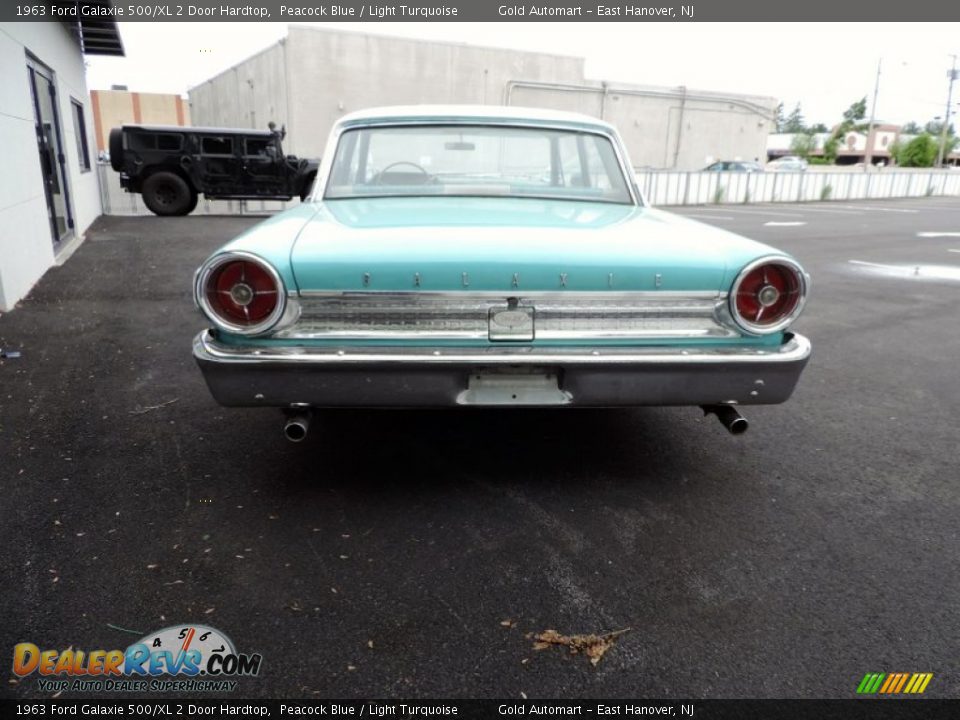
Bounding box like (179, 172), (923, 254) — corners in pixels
(857, 672), (932, 694)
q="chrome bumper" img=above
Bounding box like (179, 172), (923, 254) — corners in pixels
(193, 330), (811, 408)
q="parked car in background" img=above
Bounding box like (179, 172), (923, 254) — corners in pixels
(192, 106), (811, 441)
(767, 155), (809, 172)
(703, 160), (763, 172)
(109, 124), (319, 216)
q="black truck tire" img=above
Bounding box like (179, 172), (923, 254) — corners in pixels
(109, 128), (124, 172)
(142, 171), (193, 216)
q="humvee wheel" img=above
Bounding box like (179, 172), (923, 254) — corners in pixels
(142, 172), (193, 216)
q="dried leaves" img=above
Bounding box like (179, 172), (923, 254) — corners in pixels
(529, 627), (631, 666)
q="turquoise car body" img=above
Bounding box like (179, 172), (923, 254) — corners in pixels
(213, 197), (787, 349)
(193, 106), (810, 423)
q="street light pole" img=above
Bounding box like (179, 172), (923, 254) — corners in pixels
(936, 54), (958, 168)
(864, 58), (882, 171)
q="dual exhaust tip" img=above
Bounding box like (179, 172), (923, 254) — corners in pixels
(702, 405), (749, 435)
(283, 410), (311, 442)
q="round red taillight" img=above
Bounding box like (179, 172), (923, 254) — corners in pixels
(731, 258), (806, 334)
(197, 254), (285, 334)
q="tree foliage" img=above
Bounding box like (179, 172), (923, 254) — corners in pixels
(783, 104), (806, 133)
(843, 97), (867, 124)
(895, 134), (939, 167)
(823, 97), (870, 163)
(775, 103), (786, 133)
(789, 133), (819, 159)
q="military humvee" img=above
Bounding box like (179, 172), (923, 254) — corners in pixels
(109, 123), (319, 216)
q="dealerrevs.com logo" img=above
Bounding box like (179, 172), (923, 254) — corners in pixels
(12, 625), (261, 693)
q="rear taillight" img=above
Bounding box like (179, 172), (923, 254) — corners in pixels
(730, 257), (807, 335)
(196, 253), (286, 335)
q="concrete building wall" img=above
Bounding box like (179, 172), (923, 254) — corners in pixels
(90, 90), (190, 152)
(189, 27), (585, 158)
(0, 22), (101, 312)
(188, 41), (289, 140)
(283, 26), (585, 157)
(188, 26), (775, 170)
(511, 83), (776, 169)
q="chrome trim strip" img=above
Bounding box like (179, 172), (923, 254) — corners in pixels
(195, 330), (810, 367)
(276, 291), (735, 341)
(297, 290), (725, 299)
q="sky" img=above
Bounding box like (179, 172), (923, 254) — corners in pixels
(85, 22), (960, 128)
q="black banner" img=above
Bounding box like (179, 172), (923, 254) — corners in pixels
(4, 0), (960, 22)
(2, 700), (960, 719)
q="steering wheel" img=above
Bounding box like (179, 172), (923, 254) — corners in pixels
(374, 161), (431, 184)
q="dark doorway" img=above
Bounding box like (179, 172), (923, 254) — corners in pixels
(27, 57), (74, 248)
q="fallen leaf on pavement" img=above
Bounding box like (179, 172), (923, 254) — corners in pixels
(530, 627), (631, 666)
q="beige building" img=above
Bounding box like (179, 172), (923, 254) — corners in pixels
(188, 26), (777, 171)
(90, 88), (190, 152)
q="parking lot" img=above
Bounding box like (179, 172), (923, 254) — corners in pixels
(2, 197), (959, 699)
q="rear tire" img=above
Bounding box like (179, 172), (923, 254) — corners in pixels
(142, 171), (192, 216)
(108, 128), (124, 172)
(186, 191), (199, 215)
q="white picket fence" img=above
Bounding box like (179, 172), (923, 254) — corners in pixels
(98, 164), (960, 216)
(636, 169), (960, 206)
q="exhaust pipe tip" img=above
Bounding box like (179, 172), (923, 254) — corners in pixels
(726, 415), (749, 435)
(701, 405), (749, 435)
(283, 410), (312, 442)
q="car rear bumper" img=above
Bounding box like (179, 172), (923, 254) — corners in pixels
(193, 330), (811, 408)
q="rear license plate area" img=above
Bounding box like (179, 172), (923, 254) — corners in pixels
(456, 368), (571, 406)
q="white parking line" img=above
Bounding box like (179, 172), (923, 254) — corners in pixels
(948, 249), (960, 253)
(917, 232), (960, 238)
(840, 205), (918, 213)
(849, 259), (960, 281)
(716, 207), (807, 218)
(679, 213), (736, 221)
(764, 221), (807, 227)
(764, 205), (863, 215)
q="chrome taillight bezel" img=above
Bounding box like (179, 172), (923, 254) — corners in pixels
(728, 256), (808, 336)
(194, 251), (292, 337)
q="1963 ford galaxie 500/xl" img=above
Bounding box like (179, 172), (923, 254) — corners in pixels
(193, 106), (810, 441)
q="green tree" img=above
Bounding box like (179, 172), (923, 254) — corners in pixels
(808, 122), (829, 134)
(823, 97), (870, 163)
(843, 97), (867, 125)
(895, 134), (939, 167)
(789, 133), (819, 159)
(784, 103), (806, 133)
(901, 121), (922, 134)
(774, 103), (786, 132)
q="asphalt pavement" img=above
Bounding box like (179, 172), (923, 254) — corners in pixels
(2, 198), (959, 699)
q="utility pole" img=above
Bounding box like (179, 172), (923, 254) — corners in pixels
(864, 58), (882, 171)
(937, 54), (958, 168)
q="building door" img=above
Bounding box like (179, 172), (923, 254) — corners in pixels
(27, 58), (74, 248)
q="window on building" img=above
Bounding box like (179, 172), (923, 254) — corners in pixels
(70, 100), (90, 172)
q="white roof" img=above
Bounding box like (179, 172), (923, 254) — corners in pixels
(335, 104), (616, 131)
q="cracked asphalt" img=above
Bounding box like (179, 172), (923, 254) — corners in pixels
(2, 197), (959, 700)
